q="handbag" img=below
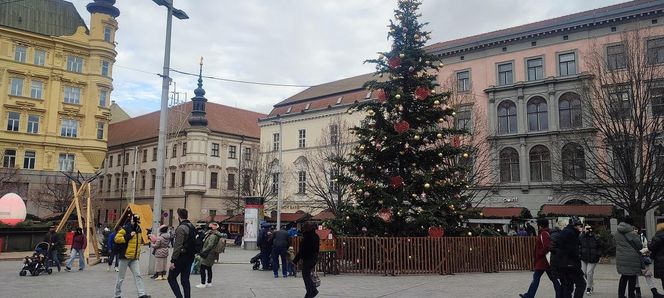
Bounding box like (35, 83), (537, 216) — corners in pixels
(312, 271), (321, 288)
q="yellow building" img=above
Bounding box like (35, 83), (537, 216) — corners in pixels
(0, 0), (120, 216)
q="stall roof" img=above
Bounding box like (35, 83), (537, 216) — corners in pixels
(311, 210), (335, 221)
(203, 215), (232, 223)
(467, 219), (512, 225)
(481, 207), (527, 218)
(266, 211), (311, 223)
(540, 204), (614, 217)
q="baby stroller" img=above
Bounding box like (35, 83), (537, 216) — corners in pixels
(250, 252), (261, 270)
(19, 242), (52, 276)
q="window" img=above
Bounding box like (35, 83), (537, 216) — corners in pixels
(14, 45), (27, 62)
(558, 52), (576, 76)
(142, 149), (147, 163)
(30, 81), (43, 99)
(27, 115), (39, 134)
(209, 209), (217, 218)
(115, 177), (120, 191)
(298, 171), (307, 194)
(242, 174), (251, 194)
(609, 86), (631, 119)
(210, 172), (218, 189)
(562, 143), (586, 180)
(298, 129), (306, 148)
(60, 119), (78, 137)
(122, 176), (128, 189)
(527, 58), (543, 81)
(499, 148), (520, 183)
(63, 86), (81, 104)
(103, 26), (112, 42)
(124, 153), (130, 165)
(559, 92), (583, 128)
(244, 147), (251, 161)
(152, 148), (157, 161)
(58, 153), (75, 172)
(227, 173), (236, 190)
(497, 63), (513, 85)
(109, 155), (113, 167)
(117, 154), (121, 166)
(607, 44), (626, 70)
(497, 100), (517, 134)
(456, 71), (470, 92)
(7, 112), (19, 132)
(181, 171), (185, 186)
(34, 49), (46, 66)
(151, 174), (156, 189)
(66, 55), (83, 72)
(10, 78), (23, 96)
(140, 174), (146, 190)
(3, 149), (16, 168)
(229, 146), (237, 159)
(653, 85), (664, 117)
(329, 168), (339, 192)
(272, 173), (279, 194)
(211, 143), (220, 157)
(170, 172), (176, 188)
(99, 178), (104, 193)
(648, 37), (664, 65)
(273, 133), (280, 151)
(96, 122), (104, 140)
(529, 145), (551, 182)
(329, 124), (339, 145)
(99, 90), (108, 107)
(101, 61), (110, 76)
(182, 142), (187, 156)
(612, 144), (634, 178)
(656, 145), (664, 171)
(455, 110), (471, 130)
(527, 97), (548, 131)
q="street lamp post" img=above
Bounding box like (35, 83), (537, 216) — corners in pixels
(150, 0), (188, 274)
(272, 117), (284, 229)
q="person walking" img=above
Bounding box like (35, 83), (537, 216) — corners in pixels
(649, 223), (664, 297)
(616, 217), (644, 298)
(107, 226), (120, 272)
(551, 216), (586, 298)
(636, 226), (664, 298)
(580, 225), (601, 295)
(272, 226), (291, 278)
(293, 222), (320, 298)
(65, 227), (86, 271)
(113, 214), (151, 298)
(195, 222), (223, 289)
(519, 218), (561, 298)
(168, 208), (197, 298)
(151, 225), (171, 280)
(44, 227), (61, 272)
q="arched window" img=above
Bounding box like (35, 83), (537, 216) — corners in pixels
(562, 143), (586, 180)
(529, 145), (551, 182)
(559, 92), (582, 129)
(499, 147), (520, 182)
(498, 100), (517, 134)
(527, 97), (548, 131)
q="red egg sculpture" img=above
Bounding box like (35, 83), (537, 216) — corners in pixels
(0, 193), (27, 225)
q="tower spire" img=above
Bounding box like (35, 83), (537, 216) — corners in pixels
(188, 57), (208, 127)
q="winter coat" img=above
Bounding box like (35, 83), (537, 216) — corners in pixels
(649, 231), (664, 279)
(114, 224), (143, 260)
(153, 232), (171, 259)
(171, 220), (194, 263)
(257, 227), (270, 249)
(550, 224), (581, 270)
(107, 232), (116, 252)
(615, 222), (643, 275)
(71, 233), (87, 250)
(580, 232), (601, 263)
(199, 230), (222, 267)
(534, 228), (552, 271)
(293, 230), (320, 264)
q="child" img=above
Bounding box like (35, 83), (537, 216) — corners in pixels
(287, 246), (297, 277)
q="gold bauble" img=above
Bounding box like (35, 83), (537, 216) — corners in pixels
(424, 183), (431, 189)
(437, 118), (445, 123)
(414, 135), (420, 141)
(395, 94), (401, 99)
(433, 100), (440, 105)
(359, 145), (365, 151)
(367, 109), (375, 116)
(463, 152), (469, 158)
(399, 53), (405, 58)
(436, 133), (443, 139)
(438, 152), (443, 157)
(439, 62), (444, 67)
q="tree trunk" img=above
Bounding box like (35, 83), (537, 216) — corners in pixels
(628, 209), (646, 230)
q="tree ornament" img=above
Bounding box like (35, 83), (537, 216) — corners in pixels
(395, 94), (401, 100)
(437, 118), (445, 123)
(393, 120), (410, 134)
(463, 152), (469, 158)
(359, 145), (366, 151)
(431, 89), (437, 94)
(374, 89), (387, 102)
(452, 136), (461, 148)
(367, 109), (375, 117)
(414, 34), (420, 40)
(413, 134), (420, 141)
(438, 62), (444, 67)
(356, 188), (363, 194)
(390, 176), (404, 188)
(411, 193), (417, 198)
(347, 109), (353, 115)
(433, 100), (440, 105)
(452, 111), (457, 116)
(438, 152), (443, 157)
(378, 53), (384, 59)
(408, 66), (415, 72)
(428, 226), (445, 237)
(399, 53), (405, 58)
(378, 208), (393, 222)
(363, 191), (370, 198)
(402, 27), (408, 33)
(425, 60), (430, 65)
(388, 56), (401, 69)
(398, 105), (404, 111)
(415, 86), (430, 101)
(436, 133), (443, 139)
(375, 143), (383, 151)
(424, 183), (431, 189)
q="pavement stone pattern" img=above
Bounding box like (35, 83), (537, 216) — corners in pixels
(0, 247), (643, 297)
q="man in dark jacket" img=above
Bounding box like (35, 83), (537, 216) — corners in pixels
(580, 225), (601, 295)
(168, 208), (196, 298)
(293, 222), (320, 298)
(272, 226), (292, 278)
(65, 227), (86, 271)
(551, 217), (586, 298)
(44, 227), (61, 272)
(257, 223), (271, 270)
(520, 219), (561, 298)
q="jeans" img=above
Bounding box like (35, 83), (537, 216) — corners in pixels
(260, 246), (271, 269)
(66, 248), (85, 270)
(48, 249), (61, 271)
(115, 259), (146, 297)
(302, 259), (319, 298)
(107, 251), (118, 267)
(200, 264), (212, 284)
(559, 267), (586, 298)
(619, 275), (637, 298)
(581, 261), (597, 289)
(523, 269), (561, 298)
(168, 256), (194, 298)
(272, 246), (288, 277)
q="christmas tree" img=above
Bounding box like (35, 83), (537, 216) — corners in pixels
(335, 0), (472, 237)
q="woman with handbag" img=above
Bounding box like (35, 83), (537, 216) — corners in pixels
(616, 217), (644, 298)
(635, 226), (664, 298)
(519, 218), (561, 298)
(649, 223), (664, 297)
(195, 222), (223, 289)
(293, 221), (320, 298)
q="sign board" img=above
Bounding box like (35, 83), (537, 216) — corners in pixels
(244, 208), (259, 242)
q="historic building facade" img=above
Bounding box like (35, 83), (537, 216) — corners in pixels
(260, 0), (664, 216)
(99, 72), (265, 224)
(0, 0), (120, 216)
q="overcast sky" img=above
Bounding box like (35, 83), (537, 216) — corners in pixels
(70, 0), (627, 117)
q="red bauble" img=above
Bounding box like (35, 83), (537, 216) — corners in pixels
(390, 176), (404, 189)
(452, 136), (461, 148)
(428, 226), (445, 238)
(414, 86), (430, 101)
(388, 56), (401, 69)
(378, 208), (393, 222)
(393, 120), (410, 134)
(374, 89), (387, 102)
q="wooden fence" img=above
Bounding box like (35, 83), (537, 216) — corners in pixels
(293, 236), (535, 275)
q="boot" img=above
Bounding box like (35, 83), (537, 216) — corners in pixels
(652, 288), (664, 298)
(635, 287), (641, 298)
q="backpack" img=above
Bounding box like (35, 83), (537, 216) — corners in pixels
(213, 236), (226, 254)
(183, 223), (201, 256)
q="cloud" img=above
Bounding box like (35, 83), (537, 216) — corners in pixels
(70, 0), (626, 117)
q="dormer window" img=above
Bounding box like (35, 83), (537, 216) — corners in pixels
(286, 106), (292, 113)
(336, 97), (343, 105)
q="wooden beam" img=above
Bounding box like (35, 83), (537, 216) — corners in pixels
(55, 181), (86, 233)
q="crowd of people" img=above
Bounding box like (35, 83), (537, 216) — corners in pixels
(519, 216), (664, 298)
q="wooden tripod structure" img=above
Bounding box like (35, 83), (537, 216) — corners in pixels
(55, 172), (102, 266)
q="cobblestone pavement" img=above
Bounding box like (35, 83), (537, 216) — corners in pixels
(0, 247), (643, 297)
